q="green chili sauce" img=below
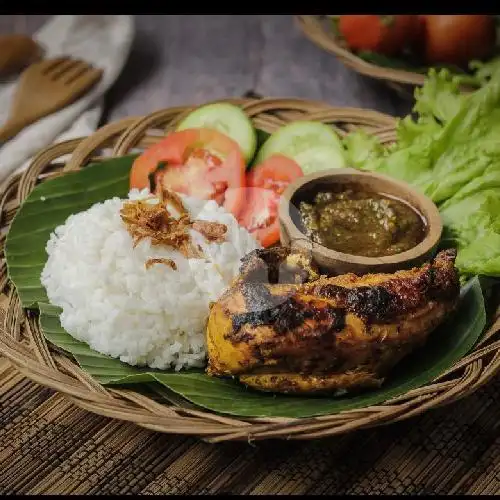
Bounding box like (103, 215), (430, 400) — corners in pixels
(298, 187), (426, 258)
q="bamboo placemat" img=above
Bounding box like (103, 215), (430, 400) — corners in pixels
(1, 356), (498, 494)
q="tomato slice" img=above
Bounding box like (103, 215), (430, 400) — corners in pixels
(129, 128), (246, 218)
(238, 154), (303, 247)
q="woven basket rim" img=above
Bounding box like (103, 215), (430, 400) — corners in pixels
(295, 15), (479, 93)
(0, 97), (499, 443)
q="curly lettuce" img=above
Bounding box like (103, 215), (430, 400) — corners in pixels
(343, 66), (500, 278)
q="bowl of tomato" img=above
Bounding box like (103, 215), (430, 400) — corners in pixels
(296, 15), (500, 98)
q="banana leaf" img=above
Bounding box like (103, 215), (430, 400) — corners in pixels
(5, 156), (487, 418)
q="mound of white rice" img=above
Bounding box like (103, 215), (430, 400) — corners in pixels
(41, 188), (260, 370)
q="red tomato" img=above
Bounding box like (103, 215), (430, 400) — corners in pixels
(338, 15), (420, 56)
(237, 154), (303, 248)
(421, 15), (496, 67)
(130, 128), (246, 218)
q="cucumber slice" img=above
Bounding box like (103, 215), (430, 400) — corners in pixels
(292, 145), (346, 175)
(254, 121), (344, 168)
(176, 102), (257, 163)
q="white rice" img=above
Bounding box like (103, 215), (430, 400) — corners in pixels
(41, 188), (260, 370)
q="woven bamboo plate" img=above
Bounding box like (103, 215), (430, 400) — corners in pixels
(295, 15), (475, 100)
(0, 97), (499, 443)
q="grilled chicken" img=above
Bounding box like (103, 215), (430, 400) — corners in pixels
(206, 247), (460, 394)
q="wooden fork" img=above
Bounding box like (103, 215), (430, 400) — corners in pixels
(0, 57), (103, 143)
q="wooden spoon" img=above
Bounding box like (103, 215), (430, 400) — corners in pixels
(0, 57), (103, 143)
(0, 34), (43, 77)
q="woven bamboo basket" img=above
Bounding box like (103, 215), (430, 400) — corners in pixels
(295, 15), (475, 100)
(0, 97), (499, 443)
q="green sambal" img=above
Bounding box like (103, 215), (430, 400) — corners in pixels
(298, 187), (426, 258)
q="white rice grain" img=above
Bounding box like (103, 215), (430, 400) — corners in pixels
(41, 189), (260, 370)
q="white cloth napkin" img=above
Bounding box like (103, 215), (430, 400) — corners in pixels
(0, 15), (135, 183)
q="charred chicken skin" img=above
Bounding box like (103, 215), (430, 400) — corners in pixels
(206, 247), (460, 394)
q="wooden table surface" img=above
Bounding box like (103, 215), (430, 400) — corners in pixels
(0, 15), (498, 496)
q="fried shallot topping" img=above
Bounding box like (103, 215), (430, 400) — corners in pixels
(159, 188), (188, 217)
(145, 258), (177, 270)
(192, 220), (227, 243)
(120, 188), (228, 267)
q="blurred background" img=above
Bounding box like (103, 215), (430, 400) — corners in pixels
(3, 14), (496, 183)
(0, 14), (410, 125)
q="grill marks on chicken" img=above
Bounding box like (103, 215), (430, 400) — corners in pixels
(232, 282), (345, 341)
(206, 248), (460, 394)
(314, 250), (458, 308)
(231, 249), (458, 334)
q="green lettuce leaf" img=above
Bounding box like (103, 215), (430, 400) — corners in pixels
(342, 129), (386, 170)
(440, 187), (500, 276)
(412, 68), (466, 125)
(467, 57), (500, 86)
(342, 67), (500, 278)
